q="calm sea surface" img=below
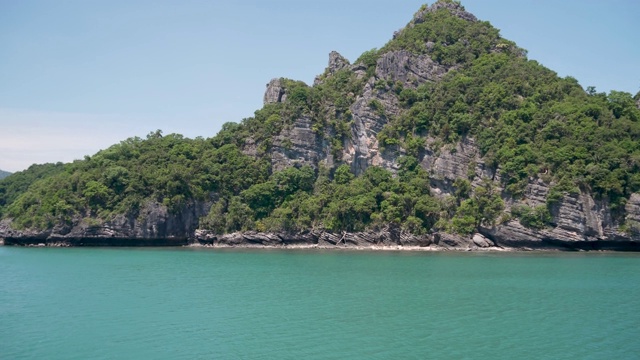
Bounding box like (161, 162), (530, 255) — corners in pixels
(1, 247), (639, 359)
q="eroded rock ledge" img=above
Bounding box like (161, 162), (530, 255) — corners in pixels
(4, 228), (639, 251)
(193, 229), (640, 251)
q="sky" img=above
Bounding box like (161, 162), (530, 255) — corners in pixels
(1, 0), (638, 173)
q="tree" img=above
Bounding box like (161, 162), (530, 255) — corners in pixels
(333, 165), (354, 185)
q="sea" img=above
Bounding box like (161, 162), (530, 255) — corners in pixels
(1, 246), (639, 359)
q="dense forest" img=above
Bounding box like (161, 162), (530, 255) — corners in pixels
(0, 170), (11, 180)
(2, 0), (640, 239)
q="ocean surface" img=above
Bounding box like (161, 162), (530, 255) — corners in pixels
(1, 247), (639, 359)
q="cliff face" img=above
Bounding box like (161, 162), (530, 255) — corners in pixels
(231, 2), (640, 250)
(257, 59), (640, 250)
(2, 1), (639, 250)
(1, 200), (211, 246)
(480, 184), (639, 250)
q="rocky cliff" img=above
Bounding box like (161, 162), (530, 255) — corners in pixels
(1, 200), (211, 246)
(237, 56), (640, 251)
(225, 1), (640, 251)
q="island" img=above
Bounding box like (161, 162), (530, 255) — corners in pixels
(2, 0), (640, 251)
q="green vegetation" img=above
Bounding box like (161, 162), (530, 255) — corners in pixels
(0, 131), (444, 234)
(0, 163), (65, 218)
(376, 4), (640, 208)
(1, 0), (639, 237)
(382, 3), (521, 66)
(380, 52), (640, 204)
(2, 132), (269, 229)
(511, 205), (552, 230)
(200, 160), (441, 235)
(0, 169), (10, 180)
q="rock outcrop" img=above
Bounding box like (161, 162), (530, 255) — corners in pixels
(194, 228), (493, 250)
(314, 51), (351, 86)
(346, 77), (402, 175)
(411, 1), (477, 25)
(1, 200), (211, 246)
(375, 50), (447, 86)
(270, 116), (331, 172)
(341, 50), (450, 175)
(263, 78), (287, 105)
(327, 51), (350, 75)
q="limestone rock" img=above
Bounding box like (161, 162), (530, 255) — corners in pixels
(624, 194), (640, 237)
(192, 228), (432, 249)
(345, 74), (406, 175)
(434, 233), (473, 248)
(314, 51), (350, 85)
(328, 51), (350, 74)
(472, 233), (494, 248)
(481, 189), (638, 250)
(421, 137), (488, 196)
(412, 1), (478, 25)
(552, 193), (603, 239)
(263, 78), (287, 105)
(481, 220), (547, 249)
(270, 116), (329, 172)
(1, 199), (211, 246)
(518, 179), (550, 208)
(625, 194), (640, 224)
(375, 50), (447, 87)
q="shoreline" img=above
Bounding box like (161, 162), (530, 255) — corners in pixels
(0, 238), (511, 251)
(185, 242), (519, 252)
(2, 229), (639, 252)
(2, 239), (625, 253)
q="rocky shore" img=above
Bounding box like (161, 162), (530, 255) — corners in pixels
(190, 229), (640, 251)
(2, 224), (639, 251)
(2, 184), (639, 251)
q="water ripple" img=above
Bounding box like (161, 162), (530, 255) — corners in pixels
(1, 248), (639, 359)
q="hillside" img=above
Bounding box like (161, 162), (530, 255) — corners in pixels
(2, 0), (640, 250)
(0, 170), (10, 180)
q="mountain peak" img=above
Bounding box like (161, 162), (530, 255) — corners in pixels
(327, 51), (350, 74)
(412, 0), (477, 25)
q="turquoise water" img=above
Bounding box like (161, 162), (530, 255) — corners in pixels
(1, 247), (639, 359)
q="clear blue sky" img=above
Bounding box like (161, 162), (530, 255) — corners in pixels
(1, 0), (638, 172)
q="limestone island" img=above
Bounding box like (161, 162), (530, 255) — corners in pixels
(2, 1), (640, 251)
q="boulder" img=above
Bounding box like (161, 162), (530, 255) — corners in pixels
(472, 233), (494, 248)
